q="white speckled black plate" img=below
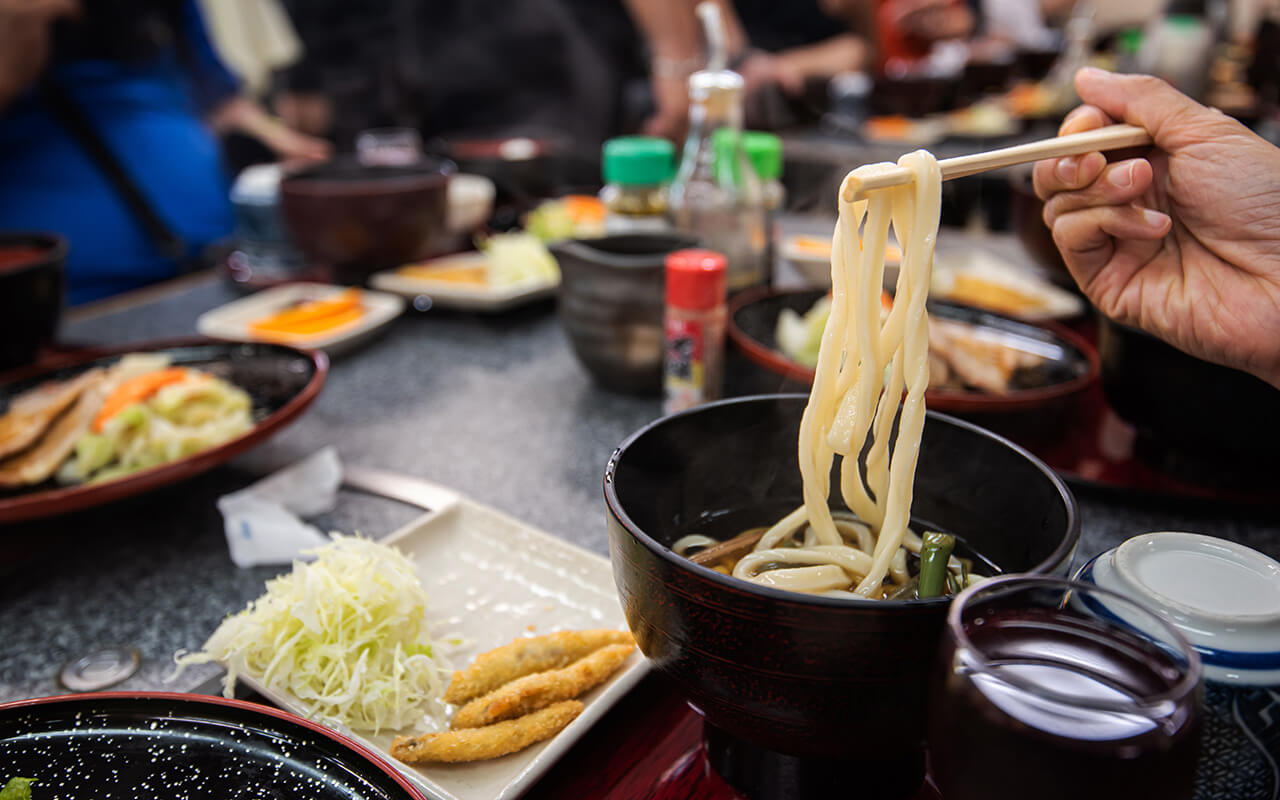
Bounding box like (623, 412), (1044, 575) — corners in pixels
(0, 692), (428, 799)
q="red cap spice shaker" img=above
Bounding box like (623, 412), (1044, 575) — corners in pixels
(664, 249), (728, 415)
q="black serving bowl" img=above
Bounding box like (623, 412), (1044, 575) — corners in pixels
(605, 395), (1079, 795)
(1098, 315), (1280, 486)
(727, 288), (1099, 447)
(0, 232), (65, 371)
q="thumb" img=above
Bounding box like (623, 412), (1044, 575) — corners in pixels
(1073, 67), (1221, 148)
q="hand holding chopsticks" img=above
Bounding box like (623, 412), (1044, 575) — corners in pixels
(842, 123), (1152, 201)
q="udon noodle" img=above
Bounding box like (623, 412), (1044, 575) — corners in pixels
(675, 150), (979, 599)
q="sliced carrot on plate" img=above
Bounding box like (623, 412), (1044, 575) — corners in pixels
(93, 367), (189, 432)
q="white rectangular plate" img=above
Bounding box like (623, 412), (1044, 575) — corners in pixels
(370, 254), (558, 312)
(234, 493), (648, 800)
(196, 283), (405, 354)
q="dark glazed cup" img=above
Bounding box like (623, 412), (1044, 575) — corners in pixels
(553, 234), (699, 395)
(279, 156), (453, 277)
(604, 395), (1080, 796)
(0, 233), (66, 371)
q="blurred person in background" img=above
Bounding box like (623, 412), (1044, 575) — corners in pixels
(272, 0), (625, 151)
(628, 0), (871, 139)
(0, 0), (329, 305)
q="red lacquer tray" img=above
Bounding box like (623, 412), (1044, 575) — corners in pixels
(526, 671), (942, 800)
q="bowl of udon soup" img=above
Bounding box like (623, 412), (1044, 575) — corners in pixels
(605, 394), (1079, 791)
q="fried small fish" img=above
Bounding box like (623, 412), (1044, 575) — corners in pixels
(391, 700), (582, 764)
(443, 629), (634, 705)
(0, 369), (103, 461)
(451, 642), (634, 729)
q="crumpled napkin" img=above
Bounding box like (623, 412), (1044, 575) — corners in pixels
(218, 447), (341, 567)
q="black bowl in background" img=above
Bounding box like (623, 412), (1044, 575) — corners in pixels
(727, 288), (1099, 447)
(605, 395), (1079, 797)
(279, 156), (454, 278)
(1097, 316), (1280, 486)
(0, 233), (66, 371)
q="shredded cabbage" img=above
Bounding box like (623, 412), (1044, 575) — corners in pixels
(776, 296), (832, 368)
(173, 535), (450, 734)
(58, 371), (252, 485)
(483, 232), (560, 286)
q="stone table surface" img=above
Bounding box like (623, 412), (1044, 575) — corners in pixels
(2, 230), (1277, 703)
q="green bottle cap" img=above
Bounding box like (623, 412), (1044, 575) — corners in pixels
(742, 131), (783, 181)
(1117, 29), (1143, 55)
(602, 136), (674, 186)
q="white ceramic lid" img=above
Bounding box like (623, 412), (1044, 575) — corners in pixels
(1078, 531), (1280, 684)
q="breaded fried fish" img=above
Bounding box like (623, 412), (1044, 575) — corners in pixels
(391, 700), (583, 764)
(0, 369), (103, 460)
(451, 642), (633, 729)
(444, 628), (634, 705)
(0, 372), (106, 487)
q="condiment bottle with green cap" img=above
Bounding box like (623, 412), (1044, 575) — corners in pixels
(600, 136), (674, 234)
(743, 131), (783, 284)
(663, 249), (728, 415)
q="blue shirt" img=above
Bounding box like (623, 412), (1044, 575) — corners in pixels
(0, 1), (238, 305)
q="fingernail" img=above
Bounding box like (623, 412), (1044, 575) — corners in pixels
(1143, 209), (1169, 228)
(1108, 163), (1134, 190)
(1056, 156), (1079, 184)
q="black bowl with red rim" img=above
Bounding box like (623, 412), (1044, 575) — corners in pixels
(727, 287), (1099, 446)
(0, 233), (66, 371)
(0, 338), (326, 525)
(605, 394), (1079, 798)
(0, 692), (426, 799)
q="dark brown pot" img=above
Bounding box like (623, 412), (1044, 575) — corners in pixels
(279, 157), (453, 277)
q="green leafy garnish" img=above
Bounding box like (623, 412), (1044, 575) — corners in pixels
(1, 778), (35, 800)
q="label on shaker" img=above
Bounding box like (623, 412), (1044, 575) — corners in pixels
(663, 317), (706, 415)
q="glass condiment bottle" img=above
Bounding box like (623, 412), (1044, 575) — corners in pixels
(600, 136), (674, 234)
(663, 249), (728, 415)
(669, 70), (768, 293)
(742, 131), (783, 287)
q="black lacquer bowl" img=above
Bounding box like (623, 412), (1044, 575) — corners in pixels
(0, 693), (426, 799)
(605, 395), (1079, 795)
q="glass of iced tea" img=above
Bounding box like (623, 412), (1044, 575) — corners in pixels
(929, 575), (1203, 800)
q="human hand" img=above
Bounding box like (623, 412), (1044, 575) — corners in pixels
(642, 71), (689, 142)
(1034, 67), (1280, 388)
(0, 0), (80, 104)
(275, 92), (333, 138)
(737, 50), (806, 97)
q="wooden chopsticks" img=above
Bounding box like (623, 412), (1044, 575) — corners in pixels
(842, 123), (1153, 201)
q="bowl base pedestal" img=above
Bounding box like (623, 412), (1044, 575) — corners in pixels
(704, 721), (927, 800)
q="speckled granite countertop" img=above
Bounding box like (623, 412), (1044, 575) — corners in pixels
(2, 232), (1277, 703)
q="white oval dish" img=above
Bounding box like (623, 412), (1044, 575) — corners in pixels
(1075, 531), (1280, 685)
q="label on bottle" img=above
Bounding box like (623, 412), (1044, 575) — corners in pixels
(604, 213), (672, 235)
(663, 317), (706, 415)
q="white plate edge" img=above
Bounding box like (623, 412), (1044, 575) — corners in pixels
(195, 284), (406, 349)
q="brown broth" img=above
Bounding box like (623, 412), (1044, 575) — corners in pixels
(0, 246), (48, 273)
